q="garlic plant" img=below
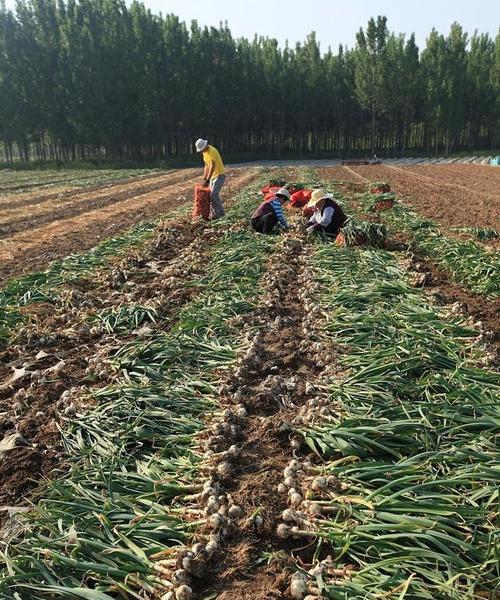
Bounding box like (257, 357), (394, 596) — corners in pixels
(0, 176), (279, 599)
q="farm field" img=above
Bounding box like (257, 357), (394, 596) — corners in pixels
(331, 163), (500, 234)
(0, 169), (158, 194)
(0, 165), (499, 600)
(321, 164), (500, 351)
(0, 167), (255, 284)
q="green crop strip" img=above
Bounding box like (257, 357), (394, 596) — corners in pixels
(301, 240), (499, 598)
(357, 191), (500, 296)
(0, 178), (277, 599)
(0, 167), (255, 347)
(451, 226), (499, 241)
(0, 219), (171, 348)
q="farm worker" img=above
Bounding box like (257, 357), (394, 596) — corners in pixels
(250, 188), (291, 234)
(195, 138), (225, 220)
(306, 191), (347, 236)
(302, 187), (325, 217)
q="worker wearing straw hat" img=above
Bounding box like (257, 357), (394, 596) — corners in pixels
(250, 187), (291, 234)
(306, 190), (347, 235)
(195, 138), (225, 220)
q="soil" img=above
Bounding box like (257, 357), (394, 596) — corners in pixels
(0, 170), (195, 232)
(401, 163), (500, 198)
(191, 223), (327, 599)
(319, 167), (500, 357)
(345, 164), (500, 233)
(0, 173), (258, 524)
(0, 168), (255, 285)
(411, 255), (500, 359)
(0, 171), (169, 210)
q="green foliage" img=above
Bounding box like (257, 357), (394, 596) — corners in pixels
(0, 2), (499, 161)
(358, 190), (500, 296)
(0, 176), (278, 598)
(305, 245), (499, 597)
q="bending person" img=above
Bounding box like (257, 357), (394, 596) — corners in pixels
(195, 138), (225, 220)
(251, 188), (291, 234)
(307, 192), (347, 236)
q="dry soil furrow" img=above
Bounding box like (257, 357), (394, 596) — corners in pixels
(0, 172), (115, 193)
(349, 164), (500, 231)
(0, 169), (190, 213)
(0, 171), (200, 238)
(194, 231), (323, 600)
(0, 168), (255, 284)
(341, 165), (370, 183)
(403, 164), (500, 196)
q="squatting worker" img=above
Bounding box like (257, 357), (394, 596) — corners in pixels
(195, 138), (225, 220)
(306, 191), (347, 236)
(251, 188), (291, 234)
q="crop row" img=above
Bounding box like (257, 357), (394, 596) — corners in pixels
(282, 228), (498, 597)
(0, 169), (158, 194)
(0, 199), (195, 349)
(357, 190), (500, 296)
(0, 179), (280, 599)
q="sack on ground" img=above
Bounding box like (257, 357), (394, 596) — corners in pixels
(193, 185), (211, 220)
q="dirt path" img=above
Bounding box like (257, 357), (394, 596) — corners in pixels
(0, 168), (255, 284)
(207, 238), (312, 598)
(341, 165), (369, 183)
(171, 206), (332, 600)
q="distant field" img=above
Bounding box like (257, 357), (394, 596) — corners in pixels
(0, 168), (159, 195)
(0, 166), (253, 283)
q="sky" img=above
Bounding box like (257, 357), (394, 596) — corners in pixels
(4, 0), (499, 50)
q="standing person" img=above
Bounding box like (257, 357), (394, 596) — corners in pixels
(306, 192), (347, 236)
(250, 188), (291, 234)
(195, 138), (225, 220)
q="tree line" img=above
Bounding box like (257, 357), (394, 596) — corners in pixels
(0, 0), (499, 163)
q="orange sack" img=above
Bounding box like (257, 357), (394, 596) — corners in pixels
(290, 189), (312, 208)
(263, 186), (280, 201)
(193, 185), (211, 221)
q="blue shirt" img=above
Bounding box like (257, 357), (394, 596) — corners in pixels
(269, 199), (289, 228)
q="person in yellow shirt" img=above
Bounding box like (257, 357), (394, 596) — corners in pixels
(195, 138), (225, 219)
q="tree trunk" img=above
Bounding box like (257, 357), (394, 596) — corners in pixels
(371, 100), (375, 157)
(402, 105), (408, 156)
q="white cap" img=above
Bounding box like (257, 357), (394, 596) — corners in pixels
(275, 187), (290, 200)
(310, 188), (325, 202)
(195, 138), (208, 152)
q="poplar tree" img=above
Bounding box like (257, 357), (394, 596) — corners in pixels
(0, 2), (497, 163)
